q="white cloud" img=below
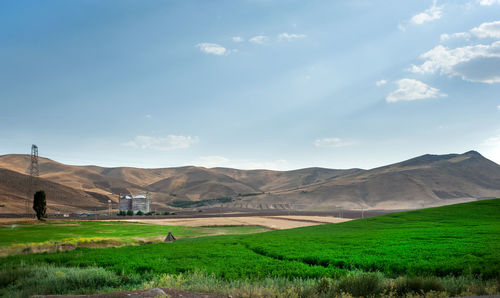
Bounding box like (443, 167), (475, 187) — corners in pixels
(249, 35), (269, 44)
(410, 41), (500, 83)
(477, 0), (500, 5)
(232, 36), (244, 42)
(124, 135), (199, 150)
(314, 138), (353, 148)
(278, 33), (306, 41)
(416, 21), (500, 83)
(410, 0), (443, 25)
(376, 79), (387, 86)
(197, 156), (230, 168)
(497, 105), (500, 110)
(470, 20), (500, 39)
(440, 20), (500, 42)
(145, 114), (152, 119)
(196, 43), (227, 55)
(386, 79), (446, 103)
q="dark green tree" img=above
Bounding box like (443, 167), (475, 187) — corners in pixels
(33, 190), (46, 220)
(127, 210), (134, 216)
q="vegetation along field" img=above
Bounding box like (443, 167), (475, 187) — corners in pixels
(1, 199), (500, 297)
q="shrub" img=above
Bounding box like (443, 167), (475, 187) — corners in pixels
(0, 265), (124, 297)
(395, 276), (444, 295)
(136, 210), (143, 216)
(117, 211), (126, 216)
(126, 210), (134, 216)
(314, 276), (334, 295)
(337, 272), (384, 297)
(441, 276), (471, 296)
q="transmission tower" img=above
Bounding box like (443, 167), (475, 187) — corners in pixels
(30, 145), (39, 177)
(26, 145), (39, 216)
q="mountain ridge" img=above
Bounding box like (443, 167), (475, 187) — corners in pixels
(0, 151), (499, 213)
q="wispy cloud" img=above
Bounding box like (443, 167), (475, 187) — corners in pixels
(386, 79), (446, 103)
(399, 0), (443, 30)
(232, 36), (244, 42)
(477, 0), (500, 5)
(376, 79), (387, 87)
(440, 32), (471, 42)
(197, 156), (230, 168)
(249, 35), (269, 44)
(278, 33), (306, 41)
(196, 43), (227, 55)
(124, 135), (199, 150)
(145, 114), (152, 119)
(314, 138), (353, 148)
(244, 159), (288, 170)
(482, 135), (500, 146)
(410, 0), (443, 25)
(480, 134), (500, 164)
(497, 105), (500, 110)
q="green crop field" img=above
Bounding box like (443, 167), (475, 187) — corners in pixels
(0, 220), (269, 256)
(0, 221), (269, 246)
(1, 199), (500, 297)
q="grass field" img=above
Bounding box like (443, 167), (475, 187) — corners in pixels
(1, 199), (499, 297)
(0, 221), (269, 256)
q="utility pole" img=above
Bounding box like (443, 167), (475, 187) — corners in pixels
(26, 145), (39, 217)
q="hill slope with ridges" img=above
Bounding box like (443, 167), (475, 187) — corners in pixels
(0, 151), (499, 213)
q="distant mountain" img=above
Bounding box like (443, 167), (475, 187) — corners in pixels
(0, 151), (499, 213)
(234, 151), (500, 210)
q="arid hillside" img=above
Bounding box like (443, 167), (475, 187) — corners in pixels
(0, 151), (499, 213)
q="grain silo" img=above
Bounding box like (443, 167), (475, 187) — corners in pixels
(119, 193), (150, 214)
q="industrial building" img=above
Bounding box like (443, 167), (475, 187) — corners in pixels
(119, 193), (150, 214)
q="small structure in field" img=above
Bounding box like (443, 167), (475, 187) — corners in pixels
(164, 232), (176, 242)
(119, 193), (150, 214)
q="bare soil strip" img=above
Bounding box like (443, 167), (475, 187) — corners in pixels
(264, 215), (352, 224)
(117, 215), (351, 230)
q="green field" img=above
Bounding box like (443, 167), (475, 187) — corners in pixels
(1, 199), (500, 297)
(0, 221), (269, 255)
(0, 220), (269, 246)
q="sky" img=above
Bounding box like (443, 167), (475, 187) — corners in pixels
(1, 0), (500, 170)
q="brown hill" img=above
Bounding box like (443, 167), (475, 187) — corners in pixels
(233, 151), (500, 210)
(210, 167), (363, 192)
(147, 167), (260, 201)
(0, 151), (499, 213)
(0, 168), (111, 213)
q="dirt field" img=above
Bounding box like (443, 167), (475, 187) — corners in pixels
(117, 215), (351, 229)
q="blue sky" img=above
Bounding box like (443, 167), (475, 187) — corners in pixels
(1, 0), (500, 170)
